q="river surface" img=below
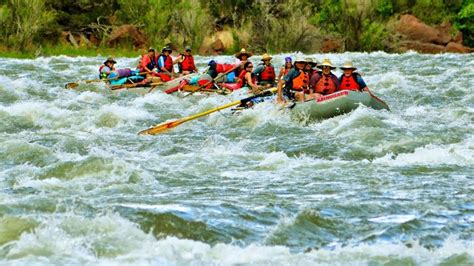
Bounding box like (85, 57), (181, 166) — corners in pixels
(0, 52), (473, 265)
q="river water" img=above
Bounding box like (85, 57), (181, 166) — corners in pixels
(0, 52), (473, 265)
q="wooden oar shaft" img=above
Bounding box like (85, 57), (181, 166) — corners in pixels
(138, 87), (277, 135)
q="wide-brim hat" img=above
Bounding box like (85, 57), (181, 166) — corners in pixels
(318, 58), (336, 69)
(294, 56), (307, 64)
(235, 48), (253, 59)
(185, 46), (192, 51)
(340, 60), (357, 70)
(162, 46), (172, 53)
(103, 57), (117, 64)
(305, 57), (317, 67)
(261, 53), (272, 61)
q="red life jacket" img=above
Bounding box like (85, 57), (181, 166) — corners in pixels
(216, 63), (236, 74)
(237, 70), (257, 88)
(292, 70), (309, 91)
(340, 74), (360, 91)
(315, 73), (338, 94)
(157, 54), (173, 72)
(260, 65), (275, 81)
(180, 54), (195, 71)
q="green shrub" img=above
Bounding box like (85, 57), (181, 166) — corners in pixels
(455, 2), (474, 46)
(359, 20), (389, 51)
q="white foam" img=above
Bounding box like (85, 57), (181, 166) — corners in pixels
(373, 140), (474, 166)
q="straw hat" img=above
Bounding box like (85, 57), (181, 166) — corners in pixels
(305, 57), (317, 67)
(234, 48), (253, 59)
(294, 56), (307, 64)
(340, 60), (357, 70)
(318, 58), (335, 69)
(261, 53), (272, 61)
(103, 57), (117, 65)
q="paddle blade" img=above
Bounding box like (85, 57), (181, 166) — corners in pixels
(137, 119), (184, 135)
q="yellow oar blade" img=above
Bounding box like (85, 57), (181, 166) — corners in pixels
(138, 119), (184, 135)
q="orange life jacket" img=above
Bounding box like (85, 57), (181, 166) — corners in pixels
(180, 54), (195, 72)
(315, 73), (338, 94)
(291, 70), (309, 91)
(340, 74), (360, 91)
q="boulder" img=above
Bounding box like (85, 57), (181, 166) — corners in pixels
(107, 25), (149, 49)
(397, 15), (442, 44)
(446, 42), (471, 53)
(200, 29), (235, 55)
(434, 21), (453, 45)
(321, 38), (343, 53)
(398, 41), (446, 53)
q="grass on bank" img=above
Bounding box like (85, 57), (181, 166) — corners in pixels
(0, 45), (143, 59)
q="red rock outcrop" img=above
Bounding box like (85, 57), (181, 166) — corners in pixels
(395, 15), (471, 53)
(107, 25), (149, 49)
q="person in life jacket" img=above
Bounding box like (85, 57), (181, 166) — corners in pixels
(237, 61), (261, 94)
(234, 48), (253, 76)
(276, 56), (310, 103)
(138, 48), (157, 74)
(157, 46), (174, 81)
(253, 53), (276, 88)
(177, 46), (198, 76)
(99, 57), (117, 79)
(305, 57), (318, 80)
(309, 58), (340, 98)
(206, 60), (238, 83)
(278, 56), (293, 80)
(338, 60), (370, 93)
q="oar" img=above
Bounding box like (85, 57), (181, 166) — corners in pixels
(138, 87), (277, 135)
(366, 89), (390, 110)
(110, 82), (163, 91)
(65, 71), (149, 89)
(182, 63), (242, 97)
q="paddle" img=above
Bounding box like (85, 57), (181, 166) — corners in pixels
(181, 63), (241, 97)
(109, 82), (163, 91)
(138, 87), (277, 135)
(65, 71), (149, 89)
(365, 89), (390, 110)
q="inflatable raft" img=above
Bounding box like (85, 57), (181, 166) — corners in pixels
(290, 90), (389, 121)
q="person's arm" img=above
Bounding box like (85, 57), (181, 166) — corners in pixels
(141, 57), (153, 73)
(278, 67), (285, 80)
(245, 72), (260, 93)
(357, 75), (368, 92)
(158, 56), (168, 73)
(276, 79), (285, 103)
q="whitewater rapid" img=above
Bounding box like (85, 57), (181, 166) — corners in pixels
(0, 51), (473, 265)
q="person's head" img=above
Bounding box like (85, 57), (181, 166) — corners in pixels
(305, 58), (317, 71)
(340, 60), (357, 76)
(103, 57), (117, 67)
(294, 56), (307, 70)
(318, 58), (335, 75)
(162, 46), (172, 55)
(261, 53), (272, 66)
(184, 46), (192, 55)
(244, 61), (254, 71)
(235, 48), (253, 60)
(148, 48), (155, 57)
(285, 57), (292, 68)
(208, 60), (217, 71)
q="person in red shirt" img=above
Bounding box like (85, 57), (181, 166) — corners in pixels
(177, 46), (198, 76)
